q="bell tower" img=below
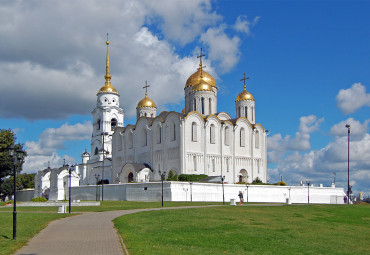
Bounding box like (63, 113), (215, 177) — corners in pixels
(91, 33), (124, 161)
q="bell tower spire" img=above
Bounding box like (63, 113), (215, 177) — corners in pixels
(105, 33), (111, 86)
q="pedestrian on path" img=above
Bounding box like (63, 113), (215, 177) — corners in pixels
(238, 191), (244, 205)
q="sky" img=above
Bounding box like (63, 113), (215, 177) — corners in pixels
(1, 0), (369, 196)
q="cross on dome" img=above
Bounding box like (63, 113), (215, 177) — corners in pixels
(197, 48), (206, 77)
(240, 72), (250, 90)
(142, 81), (150, 96)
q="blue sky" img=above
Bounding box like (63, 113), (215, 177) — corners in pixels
(1, 0), (369, 196)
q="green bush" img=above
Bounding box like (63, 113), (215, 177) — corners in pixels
(252, 177), (263, 184)
(178, 174), (208, 182)
(32, 197), (47, 202)
(167, 171), (178, 181)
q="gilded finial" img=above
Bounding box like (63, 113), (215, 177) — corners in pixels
(197, 48), (206, 78)
(104, 33), (111, 86)
(240, 72), (250, 90)
(143, 81), (150, 97)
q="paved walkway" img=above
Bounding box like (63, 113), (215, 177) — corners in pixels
(14, 206), (221, 255)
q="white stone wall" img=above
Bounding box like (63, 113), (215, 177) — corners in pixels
(67, 182), (346, 204)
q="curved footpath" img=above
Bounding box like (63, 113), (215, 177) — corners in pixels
(14, 205), (221, 255)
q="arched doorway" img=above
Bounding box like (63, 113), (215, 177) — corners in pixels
(128, 172), (134, 183)
(239, 169), (248, 183)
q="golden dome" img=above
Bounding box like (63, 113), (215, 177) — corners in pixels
(97, 84), (119, 95)
(137, 93), (157, 108)
(191, 80), (213, 92)
(236, 86), (255, 101)
(181, 108), (185, 114)
(186, 69), (216, 88)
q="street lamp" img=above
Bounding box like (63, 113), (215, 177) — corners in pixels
(67, 165), (74, 214)
(101, 132), (109, 201)
(8, 144), (24, 240)
(221, 175), (225, 205)
(345, 124), (350, 204)
(190, 182), (193, 202)
(306, 181), (310, 204)
(95, 174), (100, 201)
(158, 170), (166, 207)
(245, 185), (249, 203)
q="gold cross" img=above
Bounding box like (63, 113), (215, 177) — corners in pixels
(197, 48), (206, 76)
(240, 73), (250, 88)
(143, 81), (150, 94)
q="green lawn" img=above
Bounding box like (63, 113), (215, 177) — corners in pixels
(114, 204), (370, 255)
(0, 201), (222, 212)
(0, 212), (69, 255)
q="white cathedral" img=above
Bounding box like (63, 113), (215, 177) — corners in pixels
(35, 36), (267, 199)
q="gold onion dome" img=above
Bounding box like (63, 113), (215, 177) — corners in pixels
(186, 69), (216, 88)
(137, 93), (157, 108)
(191, 80), (213, 92)
(236, 86), (255, 101)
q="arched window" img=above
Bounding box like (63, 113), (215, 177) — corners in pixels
(209, 98), (212, 114)
(97, 119), (101, 130)
(226, 158), (230, 172)
(128, 172), (134, 183)
(245, 106), (248, 118)
(255, 130), (260, 148)
(252, 107), (254, 122)
(224, 126), (230, 146)
(173, 123), (176, 141)
(193, 155), (197, 171)
(142, 128), (147, 146)
(201, 97), (205, 114)
(240, 128), (245, 147)
(191, 122), (197, 142)
(111, 118), (117, 131)
(210, 124), (216, 144)
(128, 132), (133, 149)
(156, 126), (162, 144)
(193, 98), (197, 112)
(94, 147), (99, 155)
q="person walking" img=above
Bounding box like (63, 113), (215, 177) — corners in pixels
(238, 191), (244, 205)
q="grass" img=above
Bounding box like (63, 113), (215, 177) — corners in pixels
(0, 212), (69, 255)
(114, 204), (370, 255)
(0, 201), (222, 212)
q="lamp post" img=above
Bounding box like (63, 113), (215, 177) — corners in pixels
(345, 124), (350, 204)
(306, 181), (310, 204)
(101, 132), (109, 201)
(158, 171), (166, 207)
(95, 174), (100, 201)
(68, 165), (73, 214)
(8, 145), (24, 240)
(221, 175), (225, 205)
(190, 182), (193, 202)
(246, 185), (249, 203)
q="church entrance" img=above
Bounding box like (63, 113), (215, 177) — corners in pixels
(239, 169), (248, 183)
(128, 172), (134, 183)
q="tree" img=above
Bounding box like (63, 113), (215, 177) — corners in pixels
(1, 173), (35, 198)
(0, 129), (27, 199)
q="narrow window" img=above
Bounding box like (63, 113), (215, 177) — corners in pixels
(245, 106), (248, 118)
(209, 98), (212, 114)
(210, 124), (215, 144)
(143, 128), (147, 146)
(191, 122), (197, 142)
(193, 98), (197, 112)
(224, 126), (230, 146)
(128, 132), (133, 149)
(240, 128), (245, 147)
(94, 147), (99, 155)
(156, 126), (162, 144)
(201, 97), (205, 115)
(255, 130), (260, 148)
(111, 118), (117, 131)
(212, 158), (215, 172)
(226, 158), (230, 172)
(97, 119), (101, 130)
(193, 155), (197, 171)
(252, 107), (254, 122)
(173, 123), (176, 141)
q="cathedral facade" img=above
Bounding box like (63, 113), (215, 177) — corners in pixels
(76, 38), (268, 185)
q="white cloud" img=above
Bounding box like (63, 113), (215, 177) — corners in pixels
(336, 83), (370, 114)
(233, 15), (260, 35)
(268, 115), (324, 155)
(23, 122), (92, 172)
(269, 118), (370, 195)
(330, 118), (370, 140)
(0, 0), (246, 120)
(200, 25), (241, 73)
